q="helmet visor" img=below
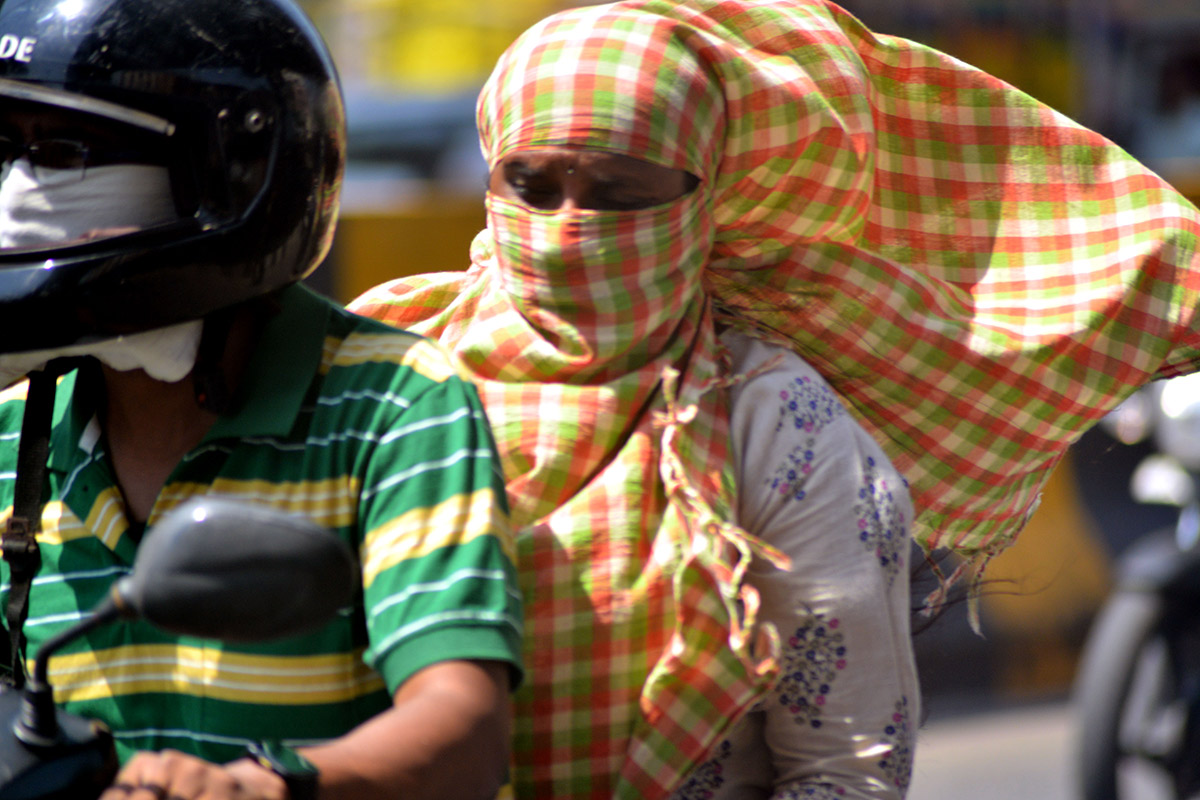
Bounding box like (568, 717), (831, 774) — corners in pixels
(0, 77), (174, 135)
(0, 80), (179, 251)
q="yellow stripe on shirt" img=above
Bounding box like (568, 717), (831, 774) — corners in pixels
(361, 487), (513, 587)
(327, 333), (459, 384)
(154, 478), (359, 530)
(50, 643), (386, 705)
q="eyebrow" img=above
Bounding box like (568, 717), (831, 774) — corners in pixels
(503, 161), (542, 179)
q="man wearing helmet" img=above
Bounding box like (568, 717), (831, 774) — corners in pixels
(0, 0), (522, 799)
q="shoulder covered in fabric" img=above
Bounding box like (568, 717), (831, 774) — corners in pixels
(348, 270), (477, 336)
(331, 304), (472, 385)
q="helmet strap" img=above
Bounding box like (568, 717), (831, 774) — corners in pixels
(1, 358), (82, 688)
(193, 309), (238, 415)
(192, 294), (281, 415)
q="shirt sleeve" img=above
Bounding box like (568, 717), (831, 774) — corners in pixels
(672, 331), (919, 800)
(354, 339), (524, 694)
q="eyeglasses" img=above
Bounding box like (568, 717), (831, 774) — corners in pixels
(0, 135), (151, 184)
(0, 135), (94, 183)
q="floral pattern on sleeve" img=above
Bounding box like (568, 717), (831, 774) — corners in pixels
(773, 375), (847, 436)
(775, 782), (847, 799)
(766, 376), (846, 502)
(876, 697), (914, 793)
(854, 456), (909, 587)
(671, 739), (733, 800)
(776, 608), (847, 729)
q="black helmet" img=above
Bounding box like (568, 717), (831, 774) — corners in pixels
(0, 0), (344, 353)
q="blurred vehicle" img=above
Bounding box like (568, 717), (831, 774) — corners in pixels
(1073, 373), (1200, 800)
(1068, 7), (1200, 798)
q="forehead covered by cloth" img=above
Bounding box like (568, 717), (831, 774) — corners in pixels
(477, 2), (726, 179)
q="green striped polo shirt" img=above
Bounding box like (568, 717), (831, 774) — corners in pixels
(0, 284), (523, 763)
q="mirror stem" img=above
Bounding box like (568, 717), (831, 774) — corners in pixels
(15, 596), (120, 747)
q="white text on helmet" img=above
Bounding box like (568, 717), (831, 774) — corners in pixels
(0, 36), (36, 63)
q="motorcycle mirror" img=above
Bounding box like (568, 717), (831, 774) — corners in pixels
(111, 497), (358, 641)
(12, 498), (358, 753)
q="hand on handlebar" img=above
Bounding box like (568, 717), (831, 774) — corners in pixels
(99, 750), (288, 800)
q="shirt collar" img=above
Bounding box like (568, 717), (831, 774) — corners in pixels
(205, 283), (329, 441)
(47, 283), (330, 470)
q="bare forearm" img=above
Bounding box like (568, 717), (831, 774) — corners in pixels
(300, 660), (512, 800)
(98, 661), (512, 800)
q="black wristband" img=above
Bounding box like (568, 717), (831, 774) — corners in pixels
(244, 740), (319, 800)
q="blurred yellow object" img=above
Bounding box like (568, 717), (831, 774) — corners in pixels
(302, 0), (576, 91)
(1160, 165), (1200, 209)
(325, 195), (485, 304)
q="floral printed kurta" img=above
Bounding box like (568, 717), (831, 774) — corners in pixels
(668, 332), (917, 800)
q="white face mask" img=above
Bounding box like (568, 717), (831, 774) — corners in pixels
(0, 159), (176, 248)
(0, 158), (196, 388)
(0, 320), (204, 390)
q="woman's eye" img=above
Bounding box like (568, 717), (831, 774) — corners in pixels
(590, 190), (659, 211)
(604, 198), (650, 211)
(512, 181), (559, 207)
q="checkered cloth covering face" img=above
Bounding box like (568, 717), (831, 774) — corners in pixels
(350, 0), (1200, 796)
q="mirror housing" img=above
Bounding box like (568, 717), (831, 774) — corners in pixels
(113, 497), (357, 641)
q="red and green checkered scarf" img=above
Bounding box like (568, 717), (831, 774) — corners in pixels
(350, 1), (1200, 796)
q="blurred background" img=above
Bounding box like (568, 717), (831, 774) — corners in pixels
(293, 1), (1200, 794)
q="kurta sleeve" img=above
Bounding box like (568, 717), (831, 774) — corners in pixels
(672, 331), (919, 800)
